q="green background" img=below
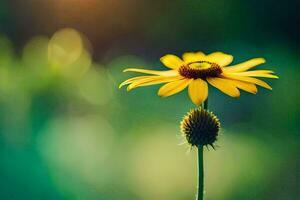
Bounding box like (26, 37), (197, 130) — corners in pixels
(0, 0), (299, 199)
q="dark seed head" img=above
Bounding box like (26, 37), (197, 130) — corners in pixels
(180, 108), (220, 147)
(178, 61), (222, 79)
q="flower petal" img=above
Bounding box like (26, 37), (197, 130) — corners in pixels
(221, 79), (257, 94)
(207, 77), (240, 97)
(182, 52), (205, 63)
(119, 75), (153, 88)
(229, 71), (279, 79)
(160, 54), (184, 69)
(223, 58), (266, 73)
(123, 68), (178, 76)
(188, 79), (208, 106)
(221, 73), (272, 90)
(127, 76), (183, 91)
(158, 79), (191, 97)
(234, 70), (275, 74)
(205, 52), (233, 67)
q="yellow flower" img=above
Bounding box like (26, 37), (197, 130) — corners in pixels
(119, 51), (278, 106)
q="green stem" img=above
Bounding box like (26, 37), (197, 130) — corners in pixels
(197, 99), (208, 200)
(197, 145), (204, 200)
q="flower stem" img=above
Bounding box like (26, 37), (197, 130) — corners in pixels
(197, 145), (204, 200)
(197, 99), (208, 200)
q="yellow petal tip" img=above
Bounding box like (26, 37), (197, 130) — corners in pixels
(157, 90), (169, 97)
(263, 85), (272, 90)
(126, 86), (133, 91)
(119, 81), (128, 89)
(260, 58), (266, 63)
(157, 92), (163, 97)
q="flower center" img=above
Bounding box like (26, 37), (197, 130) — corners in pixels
(178, 61), (222, 79)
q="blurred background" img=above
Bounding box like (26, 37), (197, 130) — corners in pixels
(0, 0), (299, 199)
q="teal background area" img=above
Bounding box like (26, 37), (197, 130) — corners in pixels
(0, 0), (299, 199)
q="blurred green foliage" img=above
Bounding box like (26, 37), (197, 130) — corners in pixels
(0, 1), (299, 200)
